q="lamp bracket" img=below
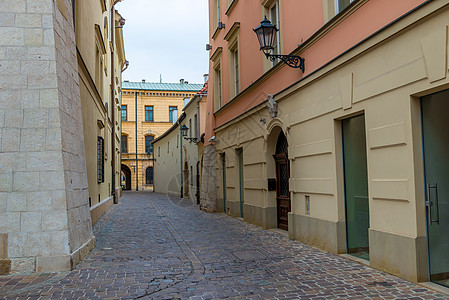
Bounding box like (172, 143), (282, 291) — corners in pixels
(184, 137), (198, 143)
(264, 52), (305, 72)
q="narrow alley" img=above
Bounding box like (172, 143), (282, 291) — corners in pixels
(0, 192), (445, 299)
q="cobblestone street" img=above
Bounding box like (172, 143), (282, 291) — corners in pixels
(0, 192), (447, 299)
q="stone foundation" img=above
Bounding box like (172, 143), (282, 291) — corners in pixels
(243, 203), (277, 229)
(90, 196), (114, 225)
(289, 213), (346, 254)
(369, 228), (428, 283)
(200, 145), (217, 212)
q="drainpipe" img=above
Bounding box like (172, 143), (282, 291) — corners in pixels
(111, 1), (125, 202)
(195, 95), (202, 204)
(110, 5), (116, 203)
(135, 90), (138, 191)
(179, 119), (183, 198)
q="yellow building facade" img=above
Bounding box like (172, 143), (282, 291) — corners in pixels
(121, 81), (203, 191)
(76, 0), (126, 224)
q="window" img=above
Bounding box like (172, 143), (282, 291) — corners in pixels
(121, 105), (127, 121)
(97, 137), (104, 183)
(234, 49), (239, 94)
(158, 146), (160, 157)
(167, 141), (170, 153)
(214, 66), (222, 110)
(121, 135), (127, 153)
(145, 167), (153, 185)
(211, 47), (223, 112)
(269, 1), (280, 66)
(194, 114), (198, 139)
(335, 0), (354, 14)
(145, 135), (154, 154)
(213, 0), (221, 30)
(169, 106), (177, 123)
(189, 119), (192, 138)
(225, 22), (240, 99)
(145, 106), (153, 122)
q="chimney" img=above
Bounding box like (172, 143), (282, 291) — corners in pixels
(180, 79), (184, 84)
(203, 74), (209, 83)
(142, 79), (146, 83)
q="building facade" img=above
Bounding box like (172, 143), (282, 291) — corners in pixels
(204, 0), (449, 285)
(153, 82), (208, 201)
(76, 0), (126, 224)
(121, 81), (203, 191)
(0, 0), (125, 275)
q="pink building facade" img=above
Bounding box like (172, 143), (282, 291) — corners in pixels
(202, 0), (449, 286)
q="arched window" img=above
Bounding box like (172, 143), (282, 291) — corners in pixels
(146, 167), (153, 185)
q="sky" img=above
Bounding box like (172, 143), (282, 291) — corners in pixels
(115, 0), (209, 85)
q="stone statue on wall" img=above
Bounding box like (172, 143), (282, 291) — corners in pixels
(267, 94), (278, 118)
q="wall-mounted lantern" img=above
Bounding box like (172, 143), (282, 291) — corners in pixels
(180, 124), (197, 143)
(253, 17), (305, 72)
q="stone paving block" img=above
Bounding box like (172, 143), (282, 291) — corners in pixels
(0, 192), (447, 299)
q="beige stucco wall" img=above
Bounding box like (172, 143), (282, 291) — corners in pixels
(153, 124), (182, 196)
(77, 0), (125, 208)
(213, 1), (449, 283)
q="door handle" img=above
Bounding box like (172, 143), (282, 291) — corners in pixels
(426, 182), (440, 225)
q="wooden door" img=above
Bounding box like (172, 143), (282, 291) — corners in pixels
(274, 132), (290, 230)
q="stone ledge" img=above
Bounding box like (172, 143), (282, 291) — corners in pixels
(90, 196), (113, 225)
(289, 213), (346, 254)
(70, 236), (95, 269)
(37, 255), (70, 273)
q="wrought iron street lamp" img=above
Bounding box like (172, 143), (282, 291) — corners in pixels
(253, 17), (305, 72)
(180, 125), (198, 143)
(180, 124), (189, 137)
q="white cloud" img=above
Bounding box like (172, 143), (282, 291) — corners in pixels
(116, 0), (209, 84)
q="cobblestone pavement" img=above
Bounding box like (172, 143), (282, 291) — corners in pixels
(0, 192), (447, 299)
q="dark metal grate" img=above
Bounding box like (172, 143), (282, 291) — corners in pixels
(276, 131), (288, 154)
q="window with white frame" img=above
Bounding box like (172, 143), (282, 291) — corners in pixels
(335, 0), (354, 14)
(269, 1), (280, 66)
(233, 49), (239, 95)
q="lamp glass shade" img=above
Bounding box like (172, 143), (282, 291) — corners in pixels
(253, 17), (278, 52)
(180, 124), (189, 137)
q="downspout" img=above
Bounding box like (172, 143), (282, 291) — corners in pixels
(196, 95), (202, 204)
(179, 119), (183, 198)
(135, 90), (138, 191)
(112, 0), (124, 201)
(110, 6), (116, 203)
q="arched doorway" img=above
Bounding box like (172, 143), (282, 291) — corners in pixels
(145, 167), (153, 185)
(274, 131), (290, 230)
(121, 164), (132, 190)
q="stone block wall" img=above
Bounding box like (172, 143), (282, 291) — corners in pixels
(0, 0), (94, 274)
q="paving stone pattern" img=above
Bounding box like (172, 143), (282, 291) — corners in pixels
(0, 192), (447, 299)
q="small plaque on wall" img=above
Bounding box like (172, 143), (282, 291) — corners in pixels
(268, 178), (276, 191)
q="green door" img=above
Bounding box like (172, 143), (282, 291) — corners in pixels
(342, 114), (370, 260)
(238, 149), (244, 218)
(222, 153), (227, 213)
(422, 90), (449, 286)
